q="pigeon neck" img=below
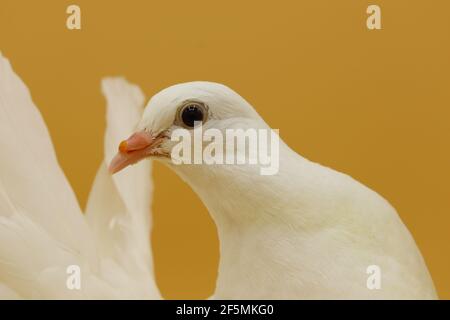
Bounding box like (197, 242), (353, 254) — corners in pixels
(168, 144), (308, 229)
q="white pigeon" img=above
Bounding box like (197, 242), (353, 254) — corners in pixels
(0, 52), (160, 299)
(110, 81), (437, 299)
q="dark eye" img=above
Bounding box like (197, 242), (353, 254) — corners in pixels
(179, 102), (207, 128)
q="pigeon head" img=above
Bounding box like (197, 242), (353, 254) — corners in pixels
(109, 81), (262, 174)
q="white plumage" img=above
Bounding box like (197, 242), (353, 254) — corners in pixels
(112, 81), (437, 299)
(0, 53), (160, 299)
(0, 50), (438, 299)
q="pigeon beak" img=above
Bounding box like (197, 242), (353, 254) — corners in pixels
(108, 131), (155, 174)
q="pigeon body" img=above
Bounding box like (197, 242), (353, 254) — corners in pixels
(112, 82), (437, 299)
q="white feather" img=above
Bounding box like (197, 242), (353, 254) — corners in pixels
(85, 78), (160, 298)
(0, 53), (159, 299)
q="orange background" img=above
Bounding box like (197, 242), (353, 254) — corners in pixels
(1, 0), (449, 299)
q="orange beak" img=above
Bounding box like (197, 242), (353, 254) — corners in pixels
(109, 131), (155, 174)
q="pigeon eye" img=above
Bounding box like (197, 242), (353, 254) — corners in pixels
(178, 102), (208, 128)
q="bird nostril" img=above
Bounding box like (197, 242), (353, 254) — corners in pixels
(119, 140), (128, 153)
